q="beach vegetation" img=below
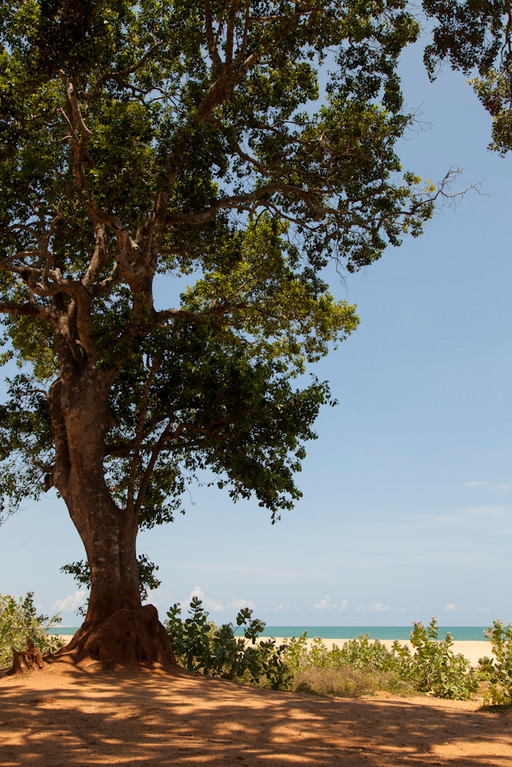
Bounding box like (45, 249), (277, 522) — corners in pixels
(166, 603), (481, 700)
(165, 597), (290, 689)
(0, 592), (63, 670)
(282, 620), (479, 700)
(0, 0), (443, 665)
(395, 618), (479, 700)
(478, 621), (512, 706)
(283, 632), (414, 696)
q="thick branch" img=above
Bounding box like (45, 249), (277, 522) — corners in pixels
(0, 300), (52, 320)
(155, 300), (247, 325)
(83, 224), (109, 288)
(166, 180), (345, 228)
(204, 0), (223, 73)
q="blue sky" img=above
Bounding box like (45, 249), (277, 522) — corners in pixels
(1, 36), (511, 628)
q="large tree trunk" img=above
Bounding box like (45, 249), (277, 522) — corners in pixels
(47, 365), (176, 668)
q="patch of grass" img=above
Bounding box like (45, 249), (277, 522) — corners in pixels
(291, 665), (413, 698)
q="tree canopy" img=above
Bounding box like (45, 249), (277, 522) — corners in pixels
(0, 0), (440, 660)
(424, 0), (512, 153)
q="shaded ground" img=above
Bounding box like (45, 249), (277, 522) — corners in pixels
(1, 662), (511, 766)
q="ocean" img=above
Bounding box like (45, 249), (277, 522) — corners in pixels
(48, 625), (490, 641)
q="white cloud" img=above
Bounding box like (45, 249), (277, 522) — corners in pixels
(230, 598), (255, 613)
(187, 586), (223, 613)
(146, 586), (172, 608)
(357, 602), (390, 613)
(369, 602), (389, 613)
(52, 589), (87, 613)
(182, 587), (255, 615)
(262, 603), (298, 614)
(314, 595), (335, 610)
(189, 585), (204, 601)
(465, 506), (512, 518)
(313, 597), (329, 610)
(314, 596), (349, 611)
(445, 603), (457, 612)
(466, 481), (512, 491)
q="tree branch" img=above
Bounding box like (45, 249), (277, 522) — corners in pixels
(204, 0), (223, 73)
(126, 358), (161, 516)
(83, 224), (109, 288)
(155, 300), (247, 325)
(134, 420), (176, 517)
(0, 300), (52, 320)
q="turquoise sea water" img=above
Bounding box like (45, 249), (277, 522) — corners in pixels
(48, 625), (489, 641)
(255, 626), (489, 641)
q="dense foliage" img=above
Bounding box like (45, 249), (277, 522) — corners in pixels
(396, 618), (479, 700)
(0, 592), (63, 669)
(0, 0), (436, 527)
(479, 621), (512, 705)
(166, 597), (290, 688)
(424, 0), (512, 153)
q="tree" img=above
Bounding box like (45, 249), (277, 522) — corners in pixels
(0, 0), (437, 665)
(423, 0), (512, 153)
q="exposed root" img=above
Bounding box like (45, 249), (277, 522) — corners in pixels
(4, 604), (177, 676)
(8, 637), (46, 675)
(54, 604), (177, 669)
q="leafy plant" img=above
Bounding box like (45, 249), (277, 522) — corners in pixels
(282, 623), (480, 700)
(165, 597), (291, 689)
(281, 632), (414, 696)
(0, 592), (63, 670)
(396, 617), (479, 700)
(165, 609), (484, 700)
(478, 620), (512, 705)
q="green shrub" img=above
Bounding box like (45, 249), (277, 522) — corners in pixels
(165, 607), (481, 701)
(396, 617), (479, 700)
(0, 593), (63, 670)
(282, 632), (415, 696)
(283, 622), (479, 700)
(478, 620), (512, 705)
(165, 597), (291, 689)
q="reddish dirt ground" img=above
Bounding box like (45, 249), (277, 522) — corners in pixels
(1, 662), (512, 766)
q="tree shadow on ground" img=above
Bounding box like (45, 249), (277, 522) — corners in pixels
(1, 663), (511, 766)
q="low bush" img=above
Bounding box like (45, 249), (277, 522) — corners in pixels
(282, 632), (414, 697)
(478, 620), (512, 705)
(394, 618), (479, 700)
(0, 592), (63, 669)
(165, 597), (291, 689)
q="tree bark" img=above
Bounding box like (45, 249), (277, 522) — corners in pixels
(47, 364), (175, 668)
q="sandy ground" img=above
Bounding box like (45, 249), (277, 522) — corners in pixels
(1, 660), (512, 767)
